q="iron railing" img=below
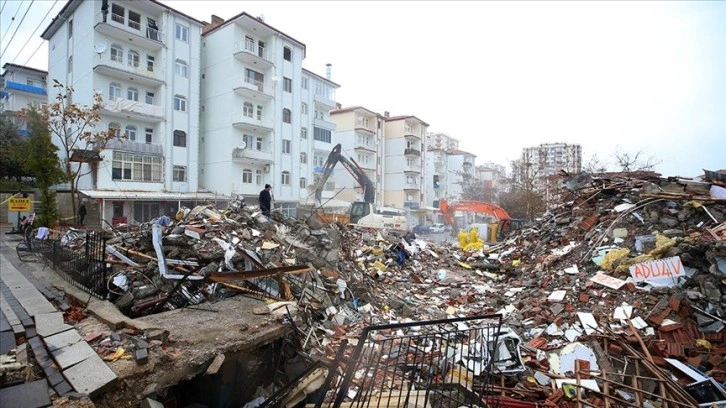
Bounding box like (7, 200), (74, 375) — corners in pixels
(316, 314), (505, 408)
(46, 231), (108, 300)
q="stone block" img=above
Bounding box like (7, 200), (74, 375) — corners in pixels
(48, 371), (65, 386)
(0, 379), (51, 408)
(135, 348), (149, 365)
(54, 380), (73, 396)
(52, 341), (96, 369)
(0, 331), (15, 355)
(62, 356), (117, 398)
(35, 312), (72, 338)
(44, 329), (82, 352)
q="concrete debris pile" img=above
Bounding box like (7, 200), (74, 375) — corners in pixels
(294, 170), (726, 408)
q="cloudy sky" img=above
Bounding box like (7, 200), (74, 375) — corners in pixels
(2, 1), (724, 177)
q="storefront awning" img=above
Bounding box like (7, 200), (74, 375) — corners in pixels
(79, 190), (232, 201)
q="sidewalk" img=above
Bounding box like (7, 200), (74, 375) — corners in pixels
(0, 228), (117, 406)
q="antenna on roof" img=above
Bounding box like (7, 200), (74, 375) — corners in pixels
(257, 14), (265, 22)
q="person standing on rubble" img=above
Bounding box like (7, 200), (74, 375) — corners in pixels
(259, 184), (272, 217)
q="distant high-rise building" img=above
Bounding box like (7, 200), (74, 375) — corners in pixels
(515, 142), (582, 205)
(426, 132), (459, 151)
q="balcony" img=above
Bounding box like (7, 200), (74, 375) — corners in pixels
(314, 117), (335, 129)
(94, 12), (164, 51)
(101, 98), (164, 123)
(354, 126), (375, 135)
(232, 147), (273, 164)
(233, 114), (273, 133)
(404, 167), (421, 175)
(404, 148), (421, 157)
(233, 77), (273, 101)
(403, 184), (420, 192)
(354, 144), (376, 153)
(93, 53), (164, 87)
(234, 39), (273, 70)
(404, 133), (421, 141)
(314, 91), (336, 110)
(3, 81), (46, 96)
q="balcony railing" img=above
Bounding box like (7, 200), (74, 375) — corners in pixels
(102, 98), (163, 120)
(111, 12), (124, 24)
(404, 148), (421, 156)
(97, 12), (163, 45)
(234, 39), (269, 61)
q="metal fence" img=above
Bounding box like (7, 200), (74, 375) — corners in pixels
(45, 231), (109, 300)
(316, 314), (505, 408)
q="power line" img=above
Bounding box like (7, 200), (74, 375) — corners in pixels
(8, 0), (59, 66)
(1, 0), (36, 61)
(19, 34), (44, 69)
(0, 0), (23, 43)
(0, 0), (8, 16)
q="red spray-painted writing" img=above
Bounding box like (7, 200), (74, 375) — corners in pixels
(628, 256), (684, 283)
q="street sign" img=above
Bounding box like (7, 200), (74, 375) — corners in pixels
(8, 197), (32, 211)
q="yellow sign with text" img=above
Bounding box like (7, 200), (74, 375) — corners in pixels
(8, 197), (32, 211)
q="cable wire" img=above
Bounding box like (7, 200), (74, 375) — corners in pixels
(8, 0), (58, 66)
(0, 0), (23, 43)
(0, 0), (35, 61)
(0, 0), (8, 16)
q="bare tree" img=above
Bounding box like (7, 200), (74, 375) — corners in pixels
(42, 80), (116, 223)
(613, 147), (661, 172)
(583, 154), (608, 174)
(498, 159), (546, 221)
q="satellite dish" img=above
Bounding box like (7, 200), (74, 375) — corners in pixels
(237, 141), (247, 150)
(93, 43), (107, 58)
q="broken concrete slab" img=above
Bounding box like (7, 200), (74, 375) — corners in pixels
(62, 355), (118, 398)
(44, 329), (82, 352)
(0, 379), (51, 408)
(51, 340), (97, 369)
(35, 312), (72, 338)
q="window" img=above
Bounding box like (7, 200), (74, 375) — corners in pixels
(283, 47), (291, 61)
(175, 60), (188, 77)
(243, 102), (253, 118)
(242, 169), (252, 183)
(255, 169), (262, 185)
(301, 77), (308, 89)
(145, 127), (153, 144)
(173, 130), (187, 147)
(174, 95), (187, 112)
(146, 55), (155, 72)
(357, 134), (370, 145)
(173, 166), (186, 182)
(256, 105), (262, 120)
(313, 127), (331, 143)
(314, 110), (324, 120)
(283, 77), (292, 92)
(175, 24), (189, 42)
(301, 103), (308, 114)
(109, 122), (121, 138)
(67, 56), (73, 73)
(405, 123), (414, 133)
(111, 4), (124, 24)
(128, 10), (141, 30)
(282, 108), (291, 123)
(133, 202), (160, 223)
(357, 116), (369, 127)
(300, 177), (307, 189)
(68, 19), (73, 38)
(282, 139), (291, 154)
(281, 171), (290, 185)
(300, 127), (307, 139)
(112, 152), (163, 182)
(125, 125), (137, 140)
(300, 152), (307, 164)
(110, 44), (123, 63)
(127, 87), (138, 101)
(128, 50), (139, 67)
(109, 83), (121, 100)
(145, 91), (154, 104)
(358, 154), (369, 165)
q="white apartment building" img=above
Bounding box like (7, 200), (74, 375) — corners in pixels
(476, 163), (507, 203)
(383, 114), (428, 209)
(426, 148), (450, 209)
(426, 132), (459, 151)
(0, 64), (49, 136)
(200, 13), (338, 216)
(519, 143), (582, 180)
(445, 149), (477, 200)
(42, 0), (214, 225)
(329, 106), (384, 207)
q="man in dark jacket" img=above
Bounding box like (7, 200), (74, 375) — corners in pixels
(259, 184), (272, 216)
(78, 202), (87, 225)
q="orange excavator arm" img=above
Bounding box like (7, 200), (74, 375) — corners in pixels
(439, 199), (512, 233)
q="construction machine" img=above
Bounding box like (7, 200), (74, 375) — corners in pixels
(310, 144), (411, 232)
(439, 199), (523, 243)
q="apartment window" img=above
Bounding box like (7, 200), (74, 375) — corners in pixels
(301, 77), (308, 90)
(108, 122), (121, 138)
(314, 110), (324, 120)
(313, 127), (331, 143)
(406, 158), (413, 167)
(300, 127), (307, 139)
(68, 19), (73, 38)
(175, 60), (188, 77)
(109, 83), (121, 100)
(128, 10), (141, 30)
(357, 134), (370, 145)
(242, 169), (253, 183)
(282, 108), (291, 123)
(112, 152), (163, 182)
(146, 55), (155, 72)
(282, 139), (291, 154)
(145, 91), (154, 104)
(127, 87), (138, 101)
(256, 105), (262, 120)
(175, 24), (189, 42)
(255, 136), (263, 150)
(357, 116), (369, 127)
(283, 47), (291, 61)
(125, 125), (136, 141)
(300, 152), (307, 164)
(67, 56), (73, 73)
(255, 169), (262, 185)
(173, 166), (186, 182)
(281, 171), (290, 185)
(133, 202), (160, 223)
(111, 4), (125, 23)
(283, 77), (292, 92)
(299, 177), (307, 189)
(128, 50), (140, 67)
(110, 44), (123, 63)
(174, 95), (187, 112)
(145, 127), (153, 144)
(405, 123), (414, 133)
(173, 130), (187, 147)
(358, 154), (369, 165)
(243, 102), (253, 118)
(301, 103), (308, 114)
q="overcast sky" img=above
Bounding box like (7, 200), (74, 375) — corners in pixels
(2, 1), (724, 177)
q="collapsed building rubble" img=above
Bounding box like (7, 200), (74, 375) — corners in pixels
(44, 169), (726, 407)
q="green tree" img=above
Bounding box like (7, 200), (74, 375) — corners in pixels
(0, 117), (32, 183)
(21, 107), (67, 227)
(42, 80), (116, 223)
